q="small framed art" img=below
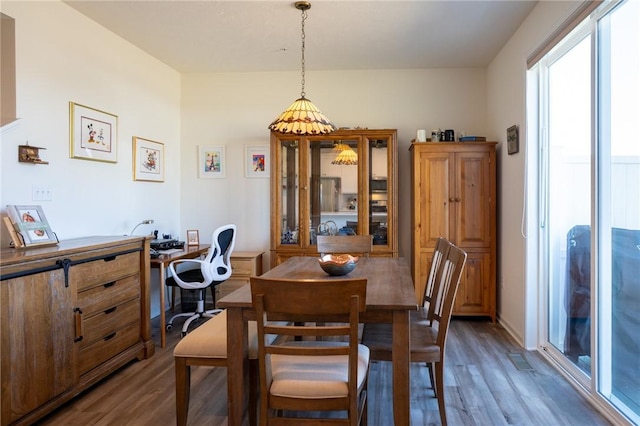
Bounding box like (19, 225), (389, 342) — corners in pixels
(198, 145), (225, 178)
(186, 229), (200, 246)
(133, 137), (165, 182)
(245, 145), (270, 178)
(69, 102), (118, 163)
(5, 204), (58, 247)
(507, 125), (519, 155)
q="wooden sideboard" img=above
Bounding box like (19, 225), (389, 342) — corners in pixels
(0, 236), (154, 426)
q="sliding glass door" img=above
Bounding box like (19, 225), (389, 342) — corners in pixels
(534, 0), (639, 422)
(596, 1), (640, 417)
(544, 32), (592, 377)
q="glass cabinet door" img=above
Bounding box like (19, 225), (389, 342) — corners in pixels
(278, 139), (300, 246)
(309, 139), (360, 244)
(369, 137), (389, 247)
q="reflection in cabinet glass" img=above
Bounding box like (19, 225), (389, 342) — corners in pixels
(270, 129), (398, 267)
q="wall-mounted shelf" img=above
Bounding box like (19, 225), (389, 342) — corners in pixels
(18, 144), (48, 164)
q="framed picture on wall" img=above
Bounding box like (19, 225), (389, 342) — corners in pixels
(245, 145), (270, 178)
(198, 145), (225, 178)
(133, 137), (165, 182)
(507, 125), (519, 155)
(69, 102), (118, 163)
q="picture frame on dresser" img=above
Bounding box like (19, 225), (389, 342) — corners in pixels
(5, 204), (58, 247)
(186, 229), (199, 246)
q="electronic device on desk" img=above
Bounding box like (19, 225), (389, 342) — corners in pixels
(150, 248), (161, 258)
(150, 239), (185, 250)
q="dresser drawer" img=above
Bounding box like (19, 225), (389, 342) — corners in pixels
(71, 252), (140, 292)
(230, 258), (255, 276)
(80, 298), (140, 349)
(78, 321), (141, 375)
(77, 274), (140, 316)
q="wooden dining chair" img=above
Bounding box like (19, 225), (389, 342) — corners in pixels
(316, 235), (373, 257)
(416, 237), (452, 323)
(250, 276), (370, 425)
(362, 237), (450, 389)
(360, 241), (467, 426)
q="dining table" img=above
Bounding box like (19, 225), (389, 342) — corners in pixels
(217, 255), (417, 425)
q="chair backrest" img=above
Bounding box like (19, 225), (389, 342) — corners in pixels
(431, 242), (467, 347)
(423, 237), (451, 315)
(250, 276), (367, 415)
(202, 224), (236, 283)
(316, 234), (373, 257)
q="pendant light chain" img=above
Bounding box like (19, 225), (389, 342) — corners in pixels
(300, 7), (307, 98)
(268, 1), (336, 135)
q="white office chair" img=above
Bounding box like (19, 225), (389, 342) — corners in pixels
(165, 224), (236, 337)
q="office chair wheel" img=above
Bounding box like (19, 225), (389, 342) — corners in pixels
(165, 324), (173, 331)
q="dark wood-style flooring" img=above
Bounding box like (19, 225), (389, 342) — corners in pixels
(40, 313), (612, 425)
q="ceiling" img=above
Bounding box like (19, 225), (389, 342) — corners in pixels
(64, 0), (538, 73)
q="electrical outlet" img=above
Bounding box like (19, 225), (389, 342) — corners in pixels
(32, 185), (53, 201)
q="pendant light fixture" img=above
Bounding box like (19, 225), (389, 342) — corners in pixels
(268, 1), (336, 135)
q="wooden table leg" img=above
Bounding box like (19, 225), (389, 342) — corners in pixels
(226, 307), (249, 426)
(392, 309), (410, 425)
(159, 264), (166, 348)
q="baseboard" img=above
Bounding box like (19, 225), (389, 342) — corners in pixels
(496, 316), (526, 348)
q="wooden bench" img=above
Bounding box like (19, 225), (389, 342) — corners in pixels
(173, 310), (259, 426)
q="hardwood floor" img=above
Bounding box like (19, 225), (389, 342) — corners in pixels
(40, 315), (611, 425)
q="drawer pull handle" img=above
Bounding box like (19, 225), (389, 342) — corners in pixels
(103, 256), (116, 262)
(103, 281), (116, 288)
(104, 306), (117, 314)
(104, 332), (117, 341)
(74, 307), (83, 342)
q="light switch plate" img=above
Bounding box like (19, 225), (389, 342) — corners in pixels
(32, 185), (53, 201)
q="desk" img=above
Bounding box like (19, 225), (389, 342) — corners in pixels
(150, 244), (209, 348)
(218, 256), (417, 425)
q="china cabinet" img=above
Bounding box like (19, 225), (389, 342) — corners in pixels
(0, 236), (154, 425)
(410, 142), (497, 321)
(270, 129), (398, 266)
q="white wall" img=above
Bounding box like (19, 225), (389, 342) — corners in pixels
(486, 0), (586, 348)
(1, 1), (181, 238)
(180, 68), (489, 266)
(0, 1), (181, 316)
